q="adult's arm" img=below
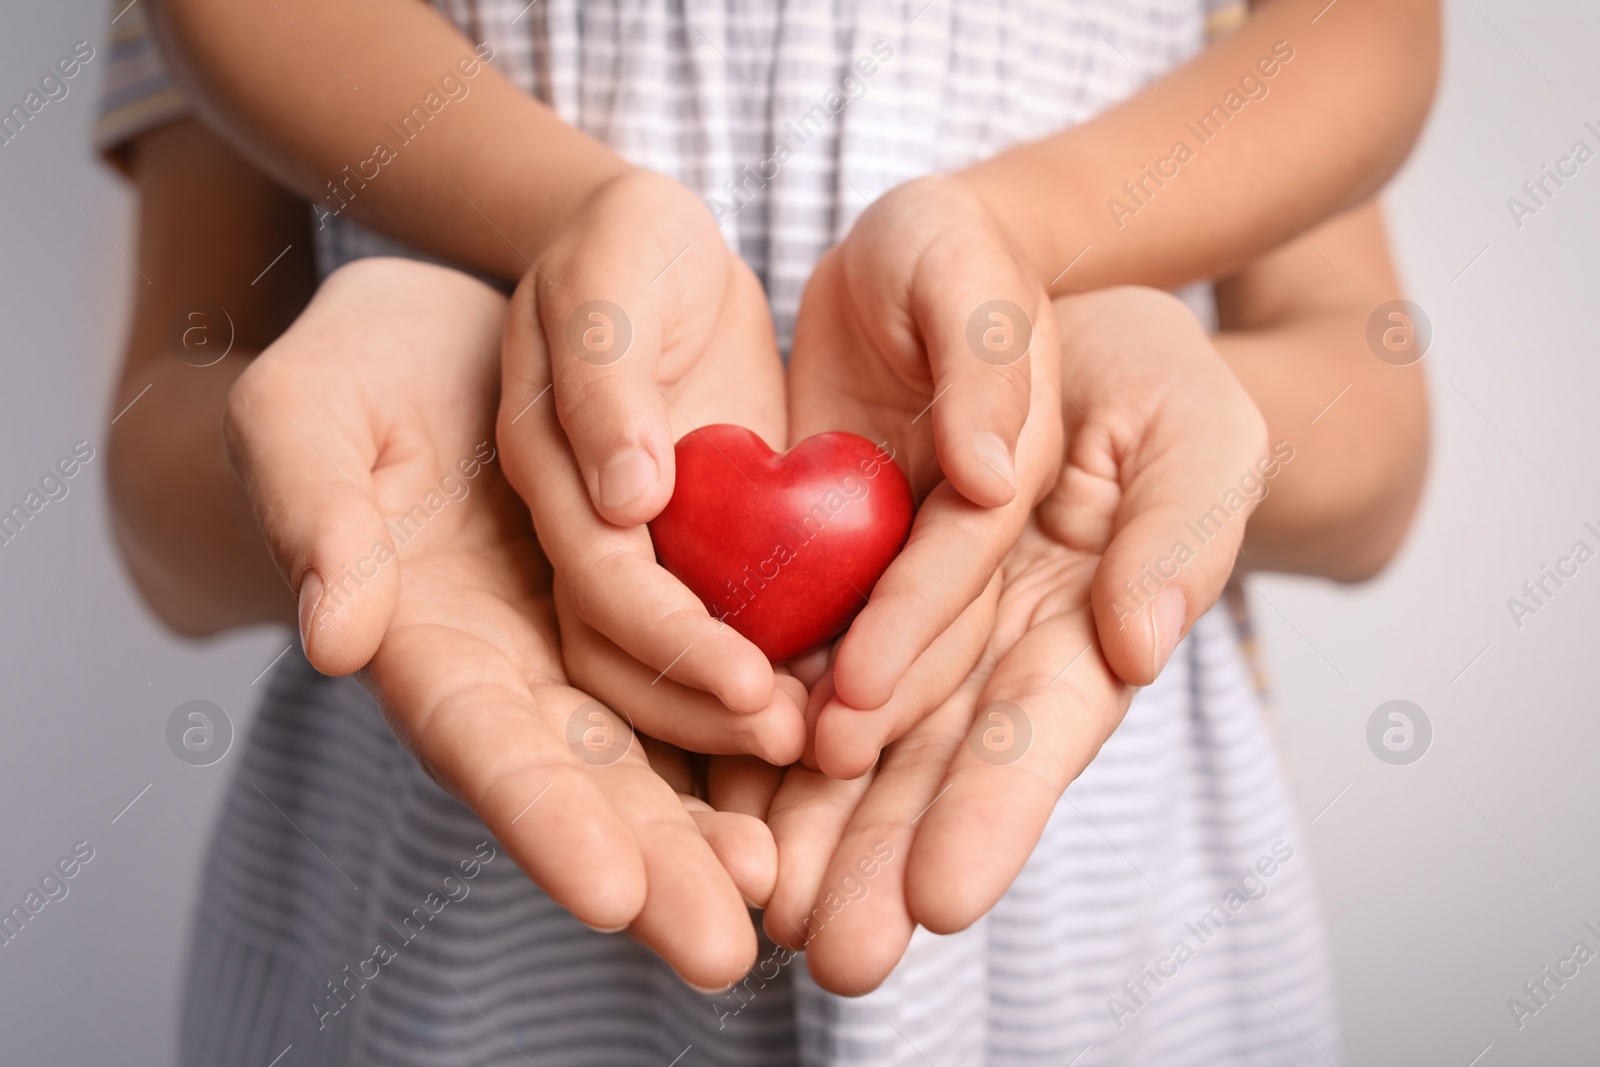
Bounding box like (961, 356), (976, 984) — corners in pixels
(1213, 199), (1430, 581)
(107, 117), (313, 634)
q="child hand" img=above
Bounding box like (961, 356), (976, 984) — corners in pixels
(760, 288), (1271, 991)
(225, 258), (774, 989)
(787, 174), (1063, 775)
(497, 169), (808, 765)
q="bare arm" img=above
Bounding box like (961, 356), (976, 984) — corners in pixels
(145, 0), (629, 283)
(1214, 200), (1429, 581)
(147, 0), (1435, 298)
(960, 0), (1440, 296)
(107, 118), (314, 634)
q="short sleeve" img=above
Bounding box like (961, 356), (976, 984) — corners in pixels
(95, 0), (190, 174)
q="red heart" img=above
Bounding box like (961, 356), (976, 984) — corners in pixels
(649, 425), (914, 663)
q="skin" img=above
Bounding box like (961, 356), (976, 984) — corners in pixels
(109, 121), (779, 991)
(1214, 202), (1430, 580)
(961, 0), (1442, 296)
(143, 0), (1440, 295)
(228, 259), (782, 990)
(493, 172), (805, 740)
(115, 0), (1437, 997)
(107, 118), (1427, 996)
(145, 0), (1440, 730)
(755, 286), (1272, 987)
(107, 118), (312, 633)
(747, 199), (1430, 994)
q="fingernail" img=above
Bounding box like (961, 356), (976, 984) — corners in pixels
(1150, 584), (1186, 678)
(580, 920), (630, 935)
(972, 432), (1016, 491)
(297, 570), (323, 655)
(599, 448), (660, 511)
(685, 979), (735, 995)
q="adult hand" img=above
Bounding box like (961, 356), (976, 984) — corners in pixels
(225, 258), (774, 989)
(755, 288), (1271, 992)
(787, 174), (1063, 775)
(498, 168), (808, 765)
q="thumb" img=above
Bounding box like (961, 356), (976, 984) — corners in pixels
(1078, 418), (1271, 688)
(914, 248), (1042, 509)
(523, 177), (727, 528)
(537, 273), (678, 528)
(224, 370), (399, 677)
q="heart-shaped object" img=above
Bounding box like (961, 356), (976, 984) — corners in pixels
(649, 424), (914, 663)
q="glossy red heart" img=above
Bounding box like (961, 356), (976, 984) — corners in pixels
(649, 424), (914, 663)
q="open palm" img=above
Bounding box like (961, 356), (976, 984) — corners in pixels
(225, 258), (773, 990)
(752, 287), (1271, 991)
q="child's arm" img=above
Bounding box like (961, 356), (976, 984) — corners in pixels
(107, 117), (314, 634)
(148, 0), (1437, 297)
(961, 0), (1441, 295)
(146, 0), (626, 282)
(1213, 201), (1429, 580)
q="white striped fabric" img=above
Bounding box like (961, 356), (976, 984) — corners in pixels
(178, 612), (1338, 1065)
(319, 0), (1214, 350)
(96, 0), (1344, 1062)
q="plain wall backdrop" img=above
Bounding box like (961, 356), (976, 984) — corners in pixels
(1, 1), (1596, 1063)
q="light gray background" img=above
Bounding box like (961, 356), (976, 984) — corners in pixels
(1, 1), (1596, 1063)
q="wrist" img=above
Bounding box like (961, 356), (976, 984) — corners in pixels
(528, 166), (726, 299)
(953, 146), (1102, 294)
(522, 158), (638, 263)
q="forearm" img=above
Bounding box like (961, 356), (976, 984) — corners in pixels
(109, 354), (292, 633)
(959, 0), (1439, 294)
(147, 0), (631, 281)
(109, 118), (312, 634)
(1216, 314), (1428, 581)
(1211, 201), (1428, 581)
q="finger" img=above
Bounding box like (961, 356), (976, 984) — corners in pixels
(828, 482), (1019, 710)
(637, 734), (697, 796)
(225, 259), (508, 675)
(660, 256), (788, 449)
(795, 664), (837, 773)
(367, 622), (648, 933)
(387, 578), (760, 986)
(811, 570), (998, 779)
(905, 608), (1132, 935)
(785, 645), (833, 689)
(501, 292), (778, 713)
(538, 269), (677, 527)
(610, 767), (761, 989)
(522, 175), (733, 527)
(225, 345), (397, 677)
(798, 689), (976, 994)
(913, 248), (1048, 509)
(830, 357), (1061, 710)
(684, 800), (779, 908)
(1086, 441), (1268, 687)
(535, 203), (765, 527)
(762, 766), (875, 952)
(707, 755), (786, 821)
(1048, 386), (1266, 686)
(559, 594), (808, 764)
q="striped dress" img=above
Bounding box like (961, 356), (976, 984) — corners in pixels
(98, 2), (1341, 1064)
